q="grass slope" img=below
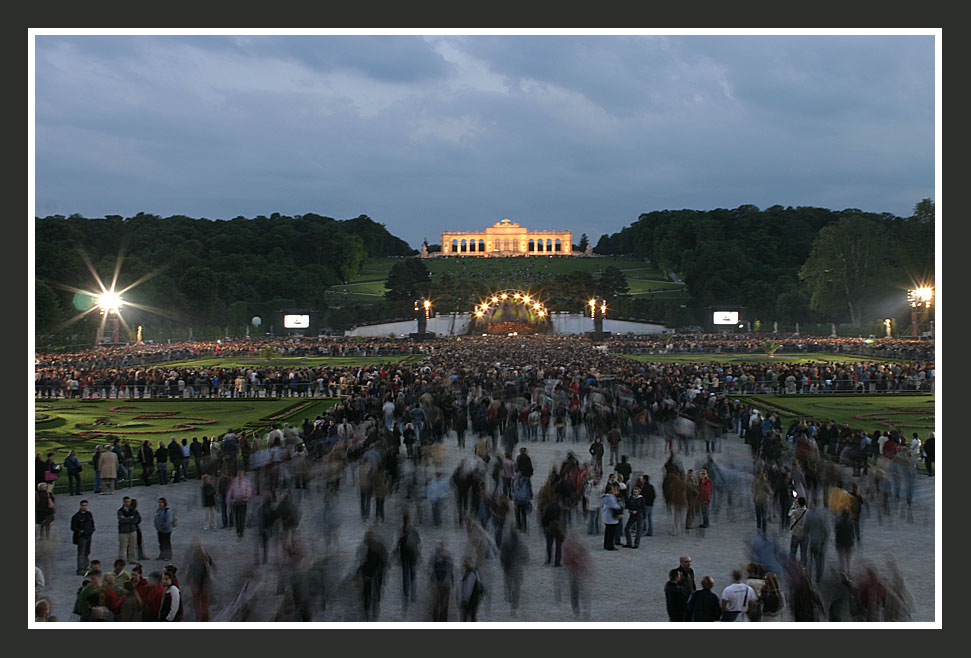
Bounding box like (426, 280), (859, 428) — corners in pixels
(621, 352), (916, 365)
(747, 394), (935, 433)
(324, 256), (688, 304)
(34, 398), (339, 489)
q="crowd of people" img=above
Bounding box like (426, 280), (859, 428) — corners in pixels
(34, 334), (933, 401)
(34, 334), (933, 623)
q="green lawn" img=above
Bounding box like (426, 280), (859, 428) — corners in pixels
(424, 255), (663, 277)
(621, 352), (916, 365)
(747, 394), (935, 433)
(151, 355), (422, 369)
(325, 256), (685, 305)
(35, 397), (339, 491)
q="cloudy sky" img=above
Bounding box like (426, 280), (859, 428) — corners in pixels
(32, 32), (936, 249)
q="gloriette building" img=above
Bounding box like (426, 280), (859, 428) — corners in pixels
(440, 219), (573, 257)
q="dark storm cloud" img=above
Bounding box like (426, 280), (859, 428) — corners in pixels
(33, 34), (935, 247)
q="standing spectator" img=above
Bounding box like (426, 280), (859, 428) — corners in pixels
(641, 474), (656, 537)
(168, 437), (184, 484)
(154, 497), (175, 561)
(130, 498), (148, 560)
(665, 569), (688, 621)
(515, 448), (534, 498)
(118, 580), (143, 622)
(99, 444), (119, 495)
(697, 469), (713, 528)
(623, 486), (646, 548)
(217, 470), (232, 529)
(583, 474), (602, 536)
(117, 496), (139, 564)
(70, 499), (95, 575)
(600, 483), (622, 550)
(922, 432), (934, 476)
(685, 576), (722, 621)
(676, 556), (696, 599)
(788, 496), (809, 567)
(606, 425), (622, 466)
(512, 473), (532, 533)
(158, 571), (183, 621)
(36, 483), (55, 540)
(201, 475), (217, 530)
(759, 573), (786, 622)
(227, 470), (253, 538)
(155, 441), (169, 485)
(91, 446), (103, 494)
(180, 439), (191, 480)
(138, 441), (155, 487)
(588, 436), (605, 477)
(720, 569), (758, 622)
(64, 450), (83, 496)
(190, 437), (203, 478)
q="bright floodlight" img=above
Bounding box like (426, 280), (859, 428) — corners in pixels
(908, 287), (934, 307)
(96, 290), (123, 313)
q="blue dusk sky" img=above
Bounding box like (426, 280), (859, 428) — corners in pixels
(32, 31), (937, 248)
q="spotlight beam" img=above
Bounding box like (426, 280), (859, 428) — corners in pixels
(76, 248), (109, 297)
(53, 305), (101, 331)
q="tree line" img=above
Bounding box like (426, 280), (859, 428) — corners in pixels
(593, 200), (934, 327)
(35, 212), (415, 344)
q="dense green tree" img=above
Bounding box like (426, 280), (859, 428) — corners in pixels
(384, 259), (431, 302)
(798, 216), (894, 326)
(34, 279), (62, 337)
(577, 233), (589, 252)
(595, 266), (629, 301)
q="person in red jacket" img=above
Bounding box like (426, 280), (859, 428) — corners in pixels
(142, 571), (165, 621)
(698, 469), (713, 529)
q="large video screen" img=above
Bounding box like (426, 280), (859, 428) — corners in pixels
(712, 310), (739, 325)
(283, 314), (310, 329)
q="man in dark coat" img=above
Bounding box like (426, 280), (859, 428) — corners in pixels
(665, 568), (688, 621)
(676, 555), (696, 599)
(167, 438), (184, 483)
(685, 576), (722, 621)
(71, 499), (96, 575)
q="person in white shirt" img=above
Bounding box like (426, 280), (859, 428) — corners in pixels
(720, 569), (758, 621)
(909, 433), (922, 458)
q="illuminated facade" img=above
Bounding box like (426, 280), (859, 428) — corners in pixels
(440, 219), (573, 257)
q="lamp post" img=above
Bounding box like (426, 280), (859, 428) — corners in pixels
(907, 287), (934, 337)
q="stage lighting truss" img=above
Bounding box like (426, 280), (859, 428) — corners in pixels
(473, 289), (548, 319)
